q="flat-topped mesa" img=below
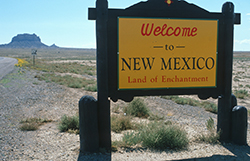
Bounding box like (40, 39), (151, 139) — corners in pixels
(0, 33), (50, 48)
(11, 33), (41, 43)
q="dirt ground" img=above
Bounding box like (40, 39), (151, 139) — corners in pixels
(1, 49), (250, 160)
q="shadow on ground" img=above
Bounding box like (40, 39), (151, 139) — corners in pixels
(77, 144), (250, 161)
(77, 153), (111, 161)
(168, 144), (250, 161)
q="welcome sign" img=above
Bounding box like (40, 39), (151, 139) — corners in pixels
(89, 0), (241, 148)
(118, 17), (218, 90)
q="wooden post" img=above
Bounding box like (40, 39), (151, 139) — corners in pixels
(79, 96), (99, 153)
(31, 49), (37, 66)
(33, 55), (35, 66)
(231, 106), (248, 145)
(96, 0), (111, 151)
(217, 2), (235, 142)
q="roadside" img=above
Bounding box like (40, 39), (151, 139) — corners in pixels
(0, 57), (18, 80)
(1, 67), (250, 161)
(1, 52), (250, 160)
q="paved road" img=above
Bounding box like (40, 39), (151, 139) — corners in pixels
(0, 57), (18, 80)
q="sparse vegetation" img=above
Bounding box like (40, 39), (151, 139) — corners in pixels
(175, 97), (199, 106)
(85, 84), (97, 92)
(234, 89), (249, 99)
(24, 60), (96, 76)
(112, 132), (141, 149)
(58, 115), (79, 134)
(233, 76), (241, 82)
(148, 113), (165, 121)
(35, 74), (95, 88)
(17, 57), (97, 89)
(162, 95), (218, 114)
(140, 122), (188, 150)
(196, 117), (220, 144)
(19, 117), (52, 131)
(161, 95), (199, 106)
(246, 85), (250, 88)
(113, 121), (189, 150)
(200, 101), (218, 114)
(111, 115), (133, 133)
(4, 49), (250, 155)
(112, 105), (120, 113)
(124, 98), (150, 118)
(14, 58), (29, 67)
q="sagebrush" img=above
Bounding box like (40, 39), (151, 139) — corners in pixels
(58, 115), (79, 134)
(113, 121), (189, 150)
(124, 98), (150, 118)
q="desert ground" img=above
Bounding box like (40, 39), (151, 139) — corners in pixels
(0, 48), (250, 161)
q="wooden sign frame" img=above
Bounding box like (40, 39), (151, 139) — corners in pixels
(88, 0), (241, 149)
(89, 0), (240, 102)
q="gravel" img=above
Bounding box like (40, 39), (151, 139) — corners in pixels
(1, 67), (250, 161)
(0, 67), (79, 160)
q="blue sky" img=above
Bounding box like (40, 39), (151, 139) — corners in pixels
(0, 0), (249, 51)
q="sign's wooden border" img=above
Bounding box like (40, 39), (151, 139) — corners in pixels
(89, 0), (240, 102)
(88, 0), (241, 148)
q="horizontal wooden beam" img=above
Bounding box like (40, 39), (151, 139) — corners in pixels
(88, 8), (96, 20)
(234, 13), (241, 24)
(88, 7), (241, 25)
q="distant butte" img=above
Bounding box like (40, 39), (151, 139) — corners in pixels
(0, 33), (58, 48)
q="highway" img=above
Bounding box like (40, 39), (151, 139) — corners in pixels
(0, 57), (18, 80)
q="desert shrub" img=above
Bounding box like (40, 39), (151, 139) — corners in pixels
(111, 115), (133, 133)
(115, 122), (189, 150)
(112, 131), (141, 150)
(20, 122), (39, 131)
(19, 117), (52, 131)
(20, 117), (52, 124)
(139, 122), (189, 150)
(58, 115), (79, 133)
(122, 132), (141, 146)
(124, 98), (150, 118)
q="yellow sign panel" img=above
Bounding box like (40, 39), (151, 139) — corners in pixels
(118, 17), (218, 90)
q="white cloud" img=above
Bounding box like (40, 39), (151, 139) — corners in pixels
(235, 39), (250, 45)
(247, 13), (250, 16)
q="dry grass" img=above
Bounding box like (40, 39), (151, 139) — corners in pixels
(35, 74), (95, 88)
(19, 117), (52, 131)
(111, 115), (134, 133)
(161, 96), (218, 114)
(195, 117), (220, 144)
